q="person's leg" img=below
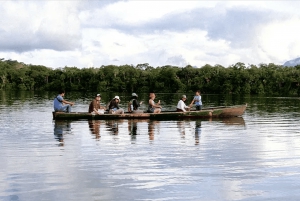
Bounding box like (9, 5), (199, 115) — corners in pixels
(115, 109), (124, 114)
(196, 106), (200, 111)
(60, 104), (71, 113)
(154, 108), (161, 113)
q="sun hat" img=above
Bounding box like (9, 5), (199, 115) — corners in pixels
(114, 96), (120, 101)
(132, 93), (138, 97)
(182, 95), (187, 99)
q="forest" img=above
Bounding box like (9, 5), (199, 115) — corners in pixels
(1, 58), (300, 96)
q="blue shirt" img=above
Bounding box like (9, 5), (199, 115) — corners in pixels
(53, 95), (64, 111)
(193, 95), (202, 106)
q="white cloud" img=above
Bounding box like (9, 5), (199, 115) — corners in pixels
(0, 1), (82, 52)
(258, 17), (300, 63)
(1, 0), (300, 68)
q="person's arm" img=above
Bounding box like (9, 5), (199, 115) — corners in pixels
(184, 102), (190, 111)
(100, 104), (106, 110)
(62, 99), (74, 106)
(179, 100), (186, 112)
(189, 98), (195, 108)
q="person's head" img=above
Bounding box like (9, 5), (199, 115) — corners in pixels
(132, 93), (138, 99)
(58, 89), (65, 96)
(95, 93), (101, 101)
(114, 96), (120, 103)
(149, 93), (155, 99)
(196, 90), (201, 95)
(181, 95), (187, 101)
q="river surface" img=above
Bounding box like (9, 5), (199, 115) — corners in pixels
(0, 91), (300, 201)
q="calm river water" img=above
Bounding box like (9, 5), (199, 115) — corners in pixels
(0, 91), (300, 201)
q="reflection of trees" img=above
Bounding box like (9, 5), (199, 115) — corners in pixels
(53, 120), (71, 146)
(88, 120), (101, 139)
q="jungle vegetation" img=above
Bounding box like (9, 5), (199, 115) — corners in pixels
(1, 58), (300, 96)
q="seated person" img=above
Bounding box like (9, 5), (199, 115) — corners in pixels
(88, 94), (106, 115)
(108, 96), (124, 114)
(53, 89), (74, 113)
(147, 93), (161, 113)
(176, 95), (190, 112)
(128, 93), (143, 113)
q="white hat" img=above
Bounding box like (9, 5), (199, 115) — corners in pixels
(182, 95), (187, 99)
(114, 96), (120, 101)
(132, 93), (138, 97)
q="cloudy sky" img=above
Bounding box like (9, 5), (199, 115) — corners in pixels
(1, 0), (300, 68)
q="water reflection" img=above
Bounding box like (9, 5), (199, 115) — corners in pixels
(88, 120), (101, 139)
(105, 120), (122, 135)
(53, 120), (72, 146)
(148, 120), (159, 141)
(195, 120), (201, 145)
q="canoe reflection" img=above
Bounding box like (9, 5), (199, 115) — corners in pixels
(53, 120), (72, 146)
(220, 117), (245, 126)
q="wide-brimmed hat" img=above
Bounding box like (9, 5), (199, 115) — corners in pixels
(132, 93), (138, 97)
(114, 96), (120, 101)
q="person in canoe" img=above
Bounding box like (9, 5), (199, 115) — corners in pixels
(128, 93), (143, 113)
(189, 90), (202, 110)
(53, 89), (74, 113)
(108, 96), (124, 114)
(88, 93), (106, 115)
(176, 95), (190, 112)
(147, 93), (162, 113)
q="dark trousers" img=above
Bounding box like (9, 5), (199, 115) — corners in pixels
(196, 105), (202, 111)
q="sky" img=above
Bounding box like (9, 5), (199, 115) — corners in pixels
(1, 0), (300, 68)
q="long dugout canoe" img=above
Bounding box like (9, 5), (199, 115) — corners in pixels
(52, 104), (247, 120)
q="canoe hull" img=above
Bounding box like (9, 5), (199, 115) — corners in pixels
(53, 104), (247, 120)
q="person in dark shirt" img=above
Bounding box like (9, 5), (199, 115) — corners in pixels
(108, 96), (124, 114)
(88, 94), (106, 115)
(128, 93), (143, 113)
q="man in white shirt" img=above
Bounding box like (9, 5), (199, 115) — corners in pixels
(176, 95), (190, 112)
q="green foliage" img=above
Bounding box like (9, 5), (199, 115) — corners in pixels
(1, 59), (300, 95)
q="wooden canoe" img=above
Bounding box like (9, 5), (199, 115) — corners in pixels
(52, 104), (247, 120)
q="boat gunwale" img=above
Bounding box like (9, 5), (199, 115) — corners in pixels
(53, 104), (247, 120)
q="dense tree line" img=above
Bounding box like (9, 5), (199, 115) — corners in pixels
(1, 59), (300, 95)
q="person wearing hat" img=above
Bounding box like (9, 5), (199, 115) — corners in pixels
(108, 95), (124, 114)
(128, 93), (143, 113)
(176, 95), (190, 112)
(88, 94), (106, 115)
